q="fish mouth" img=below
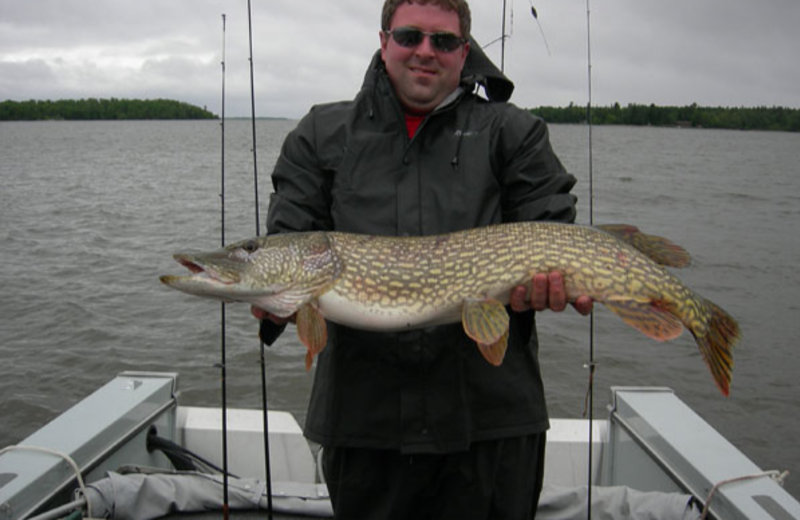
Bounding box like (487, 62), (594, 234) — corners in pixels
(177, 257), (205, 274)
(160, 254), (240, 287)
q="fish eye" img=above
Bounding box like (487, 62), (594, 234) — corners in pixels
(242, 240), (259, 254)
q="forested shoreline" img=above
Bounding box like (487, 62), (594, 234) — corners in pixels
(3, 99), (798, 131)
(0, 98), (217, 121)
(530, 103), (800, 132)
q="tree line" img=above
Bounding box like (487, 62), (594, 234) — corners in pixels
(530, 103), (800, 132)
(0, 98), (217, 121)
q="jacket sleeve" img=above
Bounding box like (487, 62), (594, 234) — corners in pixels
(261, 109), (335, 339)
(497, 107), (577, 224)
(266, 108), (335, 235)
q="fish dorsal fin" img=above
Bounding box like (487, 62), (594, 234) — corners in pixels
(604, 297), (684, 341)
(462, 298), (510, 366)
(296, 302), (328, 370)
(597, 224), (691, 268)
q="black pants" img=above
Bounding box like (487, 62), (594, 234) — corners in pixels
(322, 433), (547, 520)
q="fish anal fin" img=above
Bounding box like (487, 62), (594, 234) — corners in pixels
(296, 303), (328, 370)
(479, 330), (509, 366)
(597, 224), (691, 268)
(604, 299), (684, 342)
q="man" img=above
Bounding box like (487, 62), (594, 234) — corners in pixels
(256, 0), (591, 518)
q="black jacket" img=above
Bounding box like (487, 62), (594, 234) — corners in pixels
(267, 45), (578, 453)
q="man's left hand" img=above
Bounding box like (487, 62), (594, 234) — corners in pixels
(509, 272), (593, 316)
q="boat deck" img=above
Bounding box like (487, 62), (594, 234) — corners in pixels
(2, 372), (799, 520)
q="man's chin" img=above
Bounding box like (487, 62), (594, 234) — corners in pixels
(399, 88), (443, 112)
(401, 98), (438, 114)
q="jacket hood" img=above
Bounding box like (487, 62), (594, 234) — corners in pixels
(461, 37), (515, 102)
(362, 38), (515, 103)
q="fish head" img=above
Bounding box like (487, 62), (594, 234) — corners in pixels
(160, 232), (340, 317)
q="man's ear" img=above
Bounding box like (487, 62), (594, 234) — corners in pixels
(379, 30), (389, 61)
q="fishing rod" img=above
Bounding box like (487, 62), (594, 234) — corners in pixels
(483, 0), (510, 71)
(245, 0), (275, 517)
(248, 1), (262, 236)
(219, 13), (231, 520)
(584, 0), (597, 518)
(501, 0), (507, 72)
(528, 0), (552, 57)
(487, 1), (551, 71)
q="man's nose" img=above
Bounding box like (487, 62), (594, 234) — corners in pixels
(414, 34), (437, 56)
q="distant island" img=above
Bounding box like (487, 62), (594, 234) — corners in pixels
(530, 103), (800, 132)
(0, 98), (217, 121)
(4, 98), (797, 131)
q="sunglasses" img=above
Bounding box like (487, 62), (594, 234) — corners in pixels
(385, 26), (467, 53)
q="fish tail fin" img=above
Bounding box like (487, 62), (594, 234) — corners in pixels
(604, 293), (739, 396)
(691, 298), (740, 397)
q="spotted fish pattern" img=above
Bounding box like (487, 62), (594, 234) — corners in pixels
(161, 222), (739, 395)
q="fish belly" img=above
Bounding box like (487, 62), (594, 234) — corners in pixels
(316, 285), (518, 332)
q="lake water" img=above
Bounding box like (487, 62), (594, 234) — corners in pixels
(1, 120), (798, 500)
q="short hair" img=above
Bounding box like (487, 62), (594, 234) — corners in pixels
(381, 0), (471, 41)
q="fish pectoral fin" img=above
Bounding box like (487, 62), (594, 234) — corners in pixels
(462, 298), (510, 365)
(296, 303), (328, 370)
(596, 224), (691, 268)
(604, 299), (684, 341)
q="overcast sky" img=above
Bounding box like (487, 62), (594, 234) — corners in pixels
(2, 0), (798, 119)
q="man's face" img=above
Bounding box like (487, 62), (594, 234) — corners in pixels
(380, 2), (469, 114)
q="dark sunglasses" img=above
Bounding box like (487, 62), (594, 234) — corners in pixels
(385, 26), (467, 53)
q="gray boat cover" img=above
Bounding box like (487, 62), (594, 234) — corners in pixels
(82, 471), (700, 520)
(538, 485), (701, 520)
(82, 471), (332, 519)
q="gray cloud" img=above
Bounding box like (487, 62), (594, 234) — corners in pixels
(1, 0), (798, 118)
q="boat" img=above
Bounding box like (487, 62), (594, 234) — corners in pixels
(1, 371), (798, 520)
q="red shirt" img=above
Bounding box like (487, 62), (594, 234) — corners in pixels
(404, 113), (425, 138)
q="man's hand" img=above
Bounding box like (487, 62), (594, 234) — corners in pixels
(509, 272), (593, 316)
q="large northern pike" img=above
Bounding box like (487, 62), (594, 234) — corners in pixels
(160, 222), (739, 396)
